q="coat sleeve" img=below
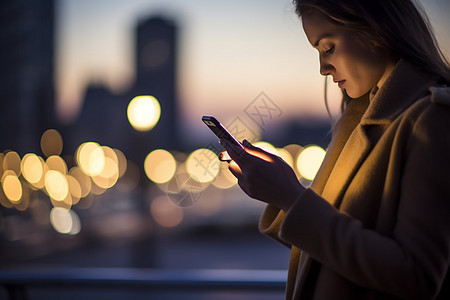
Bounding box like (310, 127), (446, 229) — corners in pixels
(278, 103), (450, 300)
(259, 205), (291, 248)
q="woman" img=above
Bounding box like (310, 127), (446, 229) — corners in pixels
(221, 0), (450, 299)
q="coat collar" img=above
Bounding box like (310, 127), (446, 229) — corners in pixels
(320, 59), (438, 207)
(361, 59), (438, 125)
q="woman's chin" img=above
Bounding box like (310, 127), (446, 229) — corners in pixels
(346, 88), (369, 99)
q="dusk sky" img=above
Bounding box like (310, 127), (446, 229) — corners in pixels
(56, 0), (450, 134)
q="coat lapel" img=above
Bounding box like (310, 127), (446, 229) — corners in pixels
(321, 124), (372, 207)
(311, 93), (370, 195)
(320, 59), (437, 208)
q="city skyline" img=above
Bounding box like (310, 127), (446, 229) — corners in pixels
(56, 0), (450, 135)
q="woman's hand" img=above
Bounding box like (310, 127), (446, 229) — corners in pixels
(220, 139), (305, 212)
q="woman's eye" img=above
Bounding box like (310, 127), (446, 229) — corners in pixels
(325, 45), (335, 54)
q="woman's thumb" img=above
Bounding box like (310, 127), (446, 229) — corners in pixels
(242, 139), (254, 148)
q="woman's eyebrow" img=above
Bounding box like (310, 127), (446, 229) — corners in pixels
(313, 33), (333, 47)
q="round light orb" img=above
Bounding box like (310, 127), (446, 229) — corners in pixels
(144, 149), (176, 184)
(127, 95), (161, 131)
(186, 148), (219, 183)
(296, 145), (326, 181)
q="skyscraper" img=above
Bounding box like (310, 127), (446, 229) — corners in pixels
(0, 0), (56, 154)
(134, 16), (179, 151)
(72, 15), (180, 164)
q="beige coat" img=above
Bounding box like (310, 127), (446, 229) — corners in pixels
(260, 60), (450, 299)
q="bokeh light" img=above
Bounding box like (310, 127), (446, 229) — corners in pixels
(186, 148), (219, 183)
(92, 157), (119, 189)
(30, 158), (48, 189)
(66, 175), (82, 204)
(76, 142), (105, 176)
(0, 122), (328, 236)
(50, 207), (81, 235)
(0, 129), (141, 234)
(70, 211), (82, 235)
(296, 145), (326, 180)
(90, 181), (106, 196)
(150, 196), (183, 228)
(127, 95), (161, 131)
(3, 151), (21, 176)
(144, 149), (176, 184)
(21, 154), (44, 185)
(253, 141), (278, 155)
(1, 170), (22, 203)
(166, 165), (204, 207)
(41, 129), (63, 157)
(114, 148), (128, 178)
(46, 155), (68, 174)
(15, 183), (30, 211)
(276, 148), (294, 167)
(45, 170), (69, 201)
(212, 163), (237, 189)
(87, 146), (120, 190)
(50, 192), (72, 210)
(102, 146), (119, 165)
(284, 144), (304, 159)
(69, 167), (92, 198)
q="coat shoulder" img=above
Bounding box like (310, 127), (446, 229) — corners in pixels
(429, 86), (450, 106)
(400, 86), (450, 132)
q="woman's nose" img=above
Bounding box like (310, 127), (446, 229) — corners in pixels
(319, 57), (334, 76)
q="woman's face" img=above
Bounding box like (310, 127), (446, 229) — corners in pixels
(302, 11), (396, 98)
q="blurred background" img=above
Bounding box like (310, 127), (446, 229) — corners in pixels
(0, 0), (449, 298)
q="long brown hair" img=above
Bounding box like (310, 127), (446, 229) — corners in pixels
(293, 0), (450, 84)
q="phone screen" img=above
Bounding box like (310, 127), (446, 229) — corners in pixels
(202, 116), (244, 150)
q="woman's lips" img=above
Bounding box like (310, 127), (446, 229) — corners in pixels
(336, 80), (346, 88)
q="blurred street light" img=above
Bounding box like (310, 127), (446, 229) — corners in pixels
(127, 95), (161, 132)
(296, 145), (326, 180)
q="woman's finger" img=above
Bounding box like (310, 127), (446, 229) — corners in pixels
(241, 139), (275, 163)
(220, 139), (248, 165)
(228, 160), (243, 177)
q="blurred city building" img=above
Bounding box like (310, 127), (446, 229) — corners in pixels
(0, 0), (56, 155)
(67, 16), (180, 167)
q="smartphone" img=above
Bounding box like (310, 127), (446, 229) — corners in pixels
(202, 116), (244, 160)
